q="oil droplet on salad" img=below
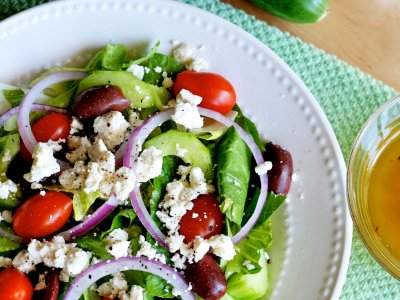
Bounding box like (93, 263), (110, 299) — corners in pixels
(368, 134), (400, 258)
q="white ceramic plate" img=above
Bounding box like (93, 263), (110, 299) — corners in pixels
(0, 0), (352, 299)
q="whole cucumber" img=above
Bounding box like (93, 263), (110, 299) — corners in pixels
(250, 0), (329, 23)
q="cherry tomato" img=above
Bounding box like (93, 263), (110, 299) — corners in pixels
(0, 269), (33, 300)
(179, 194), (223, 243)
(20, 113), (70, 160)
(13, 191), (73, 238)
(172, 71), (236, 114)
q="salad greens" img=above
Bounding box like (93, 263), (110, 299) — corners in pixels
(0, 42), (288, 300)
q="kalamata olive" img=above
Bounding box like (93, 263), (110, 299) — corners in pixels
(73, 85), (130, 119)
(44, 271), (59, 300)
(184, 254), (227, 300)
(264, 142), (293, 195)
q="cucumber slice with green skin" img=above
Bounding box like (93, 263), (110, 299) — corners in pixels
(144, 129), (213, 180)
(250, 0), (329, 24)
(76, 71), (171, 109)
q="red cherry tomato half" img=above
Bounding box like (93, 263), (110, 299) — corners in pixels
(172, 71), (236, 114)
(20, 113), (70, 160)
(179, 194), (223, 243)
(0, 269), (33, 300)
(13, 191), (73, 239)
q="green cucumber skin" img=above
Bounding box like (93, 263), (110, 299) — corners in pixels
(250, 0), (329, 23)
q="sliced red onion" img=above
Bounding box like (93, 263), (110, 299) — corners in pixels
(123, 108), (268, 247)
(17, 71), (87, 154)
(0, 104), (70, 128)
(59, 195), (119, 241)
(0, 224), (25, 244)
(64, 256), (195, 300)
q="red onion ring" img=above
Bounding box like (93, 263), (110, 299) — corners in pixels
(0, 104), (70, 128)
(123, 108), (268, 247)
(17, 71), (87, 154)
(59, 195), (119, 241)
(64, 256), (195, 300)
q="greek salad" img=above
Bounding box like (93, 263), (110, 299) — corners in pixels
(0, 42), (293, 300)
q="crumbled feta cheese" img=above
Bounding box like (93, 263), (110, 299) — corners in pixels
(13, 236), (92, 280)
(128, 110), (143, 127)
(128, 285), (144, 300)
(59, 161), (87, 190)
(243, 260), (256, 271)
(127, 64), (145, 80)
(192, 237), (210, 262)
(136, 235), (166, 263)
(172, 288), (181, 297)
(69, 116), (83, 135)
(0, 256), (12, 268)
(154, 66), (162, 73)
(1, 210), (12, 223)
(162, 77), (173, 89)
(255, 161), (273, 175)
(31, 182), (43, 189)
(0, 179), (17, 199)
(24, 141), (62, 183)
(39, 190), (46, 196)
(172, 43), (209, 71)
(172, 89), (203, 130)
(66, 136), (91, 163)
(97, 272), (129, 298)
(83, 162), (104, 194)
(135, 146), (163, 183)
(175, 143), (188, 158)
(112, 167), (136, 202)
(105, 229), (131, 258)
(1, 148), (12, 164)
(208, 235), (236, 261)
(94, 111), (131, 151)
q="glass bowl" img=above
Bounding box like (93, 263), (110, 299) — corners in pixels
(348, 95), (400, 279)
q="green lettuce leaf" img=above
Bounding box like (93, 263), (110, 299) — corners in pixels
(0, 235), (20, 253)
(123, 41), (160, 68)
(2, 88), (24, 107)
(76, 235), (112, 260)
(101, 208), (137, 238)
(86, 44), (127, 72)
(217, 126), (251, 226)
(72, 191), (102, 221)
(242, 190), (286, 227)
(225, 219), (272, 278)
(234, 105), (266, 152)
(141, 53), (185, 86)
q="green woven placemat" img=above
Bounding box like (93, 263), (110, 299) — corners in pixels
(1, 0), (400, 298)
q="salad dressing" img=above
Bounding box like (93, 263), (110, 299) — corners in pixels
(368, 134), (400, 258)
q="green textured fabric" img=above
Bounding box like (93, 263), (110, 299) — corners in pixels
(1, 0), (400, 298)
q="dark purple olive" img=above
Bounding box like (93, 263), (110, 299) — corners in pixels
(184, 254), (227, 300)
(264, 142), (293, 195)
(73, 85), (130, 119)
(44, 271), (59, 300)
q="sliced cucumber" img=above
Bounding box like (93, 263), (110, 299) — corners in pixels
(76, 71), (170, 109)
(251, 0), (329, 23)
(144, 129), (213, 180)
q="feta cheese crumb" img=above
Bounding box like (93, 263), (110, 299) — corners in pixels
(255, 161), (273, 175)
(172, 43), (209, 71)
(69, 116), (83, 135)
(0, 256), (12, 268)
(94, 111), (131, 151)
(66, 136), (91, 163)
(105, 229), (131, 258)
(243, 260), (256, 271)
(175, 143), (188, 157)
(127, 64), (145, 80)
(12, 236), (92, 279)
(0, 179), (17, 199)
(24, 141), (62, 183)
(208, 235), (236, 261)
(39, 190), (46, 196)
(192, 213), (199, 219)
(128, 110), (143, 127)
(136, 235), (166, 263)
(112, 167), (136, 202)
(1, 210), (13, 223)
(171, 89), (203, 130)
(135, 146), (163, 183)
(97, 272), (128, 298)
(154, 66), (162, 73)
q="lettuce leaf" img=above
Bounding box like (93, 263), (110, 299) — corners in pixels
(86, 44), (127, 72)
(76, 235), (112, 260)
(2, 88), (24, 107)
(72, 191), (102, 221)
(0, 234), (20, 253)
(217, 126), (251, 226)
(123, 41), (160, 68)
